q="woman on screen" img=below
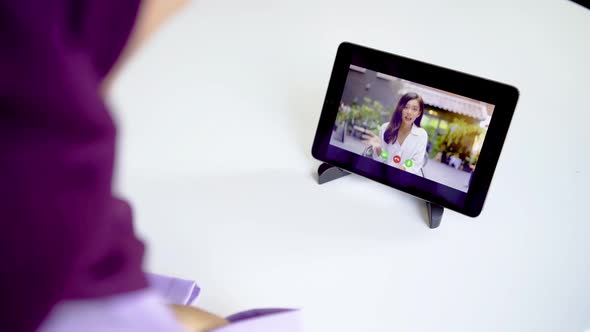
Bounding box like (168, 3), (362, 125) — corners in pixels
(362, 92), (428, 175)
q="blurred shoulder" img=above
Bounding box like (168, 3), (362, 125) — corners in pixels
(412, 125), (428, 138)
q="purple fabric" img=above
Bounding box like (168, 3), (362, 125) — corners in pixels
(38, 287), (303, 332)
(146, 274), (304, 331)
(147, 273), (201, 305)
(37, 290), (186, 332)
(147, 274), (303, 332)
(39, 273), (303, 332)
(0, 1), (145, 331)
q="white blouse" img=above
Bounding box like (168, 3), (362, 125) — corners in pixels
(373, 123), (429, 175)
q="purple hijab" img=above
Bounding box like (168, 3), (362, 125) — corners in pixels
(0, 1), (147, 331)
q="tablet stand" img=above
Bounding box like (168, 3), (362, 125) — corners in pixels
(317, 163), (444, 229)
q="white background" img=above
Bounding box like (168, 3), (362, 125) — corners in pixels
(111, 1), (590, 331)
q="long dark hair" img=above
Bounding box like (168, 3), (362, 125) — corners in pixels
(384, 92), (425, 144)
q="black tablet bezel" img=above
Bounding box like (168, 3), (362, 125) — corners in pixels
(312, 42), (519, 217)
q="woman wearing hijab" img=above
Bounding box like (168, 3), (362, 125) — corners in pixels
(0, 1), (300, 331)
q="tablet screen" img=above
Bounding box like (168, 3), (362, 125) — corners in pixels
(329, 65), (495, 193)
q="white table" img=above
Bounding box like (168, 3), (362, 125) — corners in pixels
(111, 1), (590, 331)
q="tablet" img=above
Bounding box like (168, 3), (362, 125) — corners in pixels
(312, 42), (519, 217)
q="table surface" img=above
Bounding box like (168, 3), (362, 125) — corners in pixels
(111, 1), (590, 331)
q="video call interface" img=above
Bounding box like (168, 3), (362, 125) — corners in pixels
(329, 65), (496, 193)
